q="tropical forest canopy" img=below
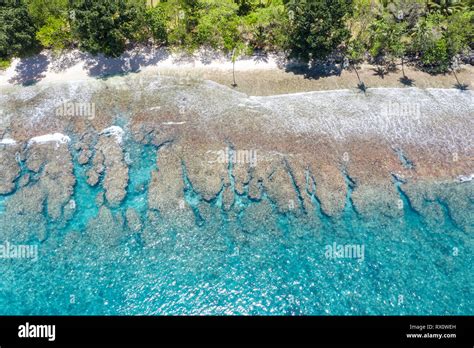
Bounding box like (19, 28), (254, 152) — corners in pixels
(0, 0), (472, 73)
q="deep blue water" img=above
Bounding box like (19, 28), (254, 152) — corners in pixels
(0, 137), (472, 315)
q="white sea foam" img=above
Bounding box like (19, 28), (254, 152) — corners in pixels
(162, 121), (186, 125)
(458, 174), (474, 183)
(100, 126), (124, 144)
(250, 88), (474, 151)
(28, 133), (70, 147)
(0, 138), (17, 145)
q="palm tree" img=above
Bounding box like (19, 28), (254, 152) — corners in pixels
(426, 0), (467, 15)
(231, 47), (238, 87)
(231, 43), (245, 87)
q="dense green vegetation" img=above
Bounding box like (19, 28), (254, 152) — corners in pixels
(0, 0), (37, 67)
(0, 0), (472, 73)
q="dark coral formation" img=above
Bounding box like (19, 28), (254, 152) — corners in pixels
(0, 76), (472, 245)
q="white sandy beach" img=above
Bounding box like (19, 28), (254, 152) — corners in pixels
(1, 46), (472, 96)
(0, 47), (283, 86)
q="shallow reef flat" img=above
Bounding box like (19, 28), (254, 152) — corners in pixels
(0, 76), (472, 315)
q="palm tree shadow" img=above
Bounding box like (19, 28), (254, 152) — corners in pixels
(357, 82), (367, 93)
(399, 75), (415, 86)
(454, 82), (469, 91)
(253, 51), (269, 63)
(451, 68), (469, 91)
(372, 66), (386, 79)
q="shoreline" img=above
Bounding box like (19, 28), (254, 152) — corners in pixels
(1, 47), (472, 96)
(0, 63), (472, 316)
(1, 79), (472, 221)
(1, 50), (473, 228)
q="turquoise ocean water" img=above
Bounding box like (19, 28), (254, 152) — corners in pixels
(0, 134), (471, 316)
